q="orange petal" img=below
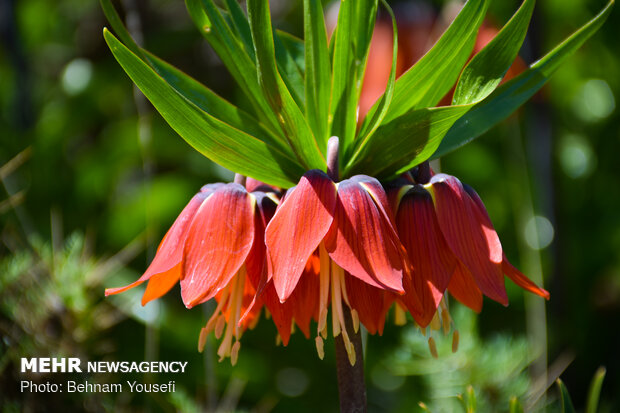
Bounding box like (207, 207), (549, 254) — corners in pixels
(105, 192), (207, 297)
(141, 264), (182, 305)
(265, 170), (337, 302)
(325, 176), (405, 293)
(448, 263), (483, 312)
(181, 184), (255, 308)
(395, 186), (457, 327)
(503, 255), (550, 299)
(429, 174), (507, 305)
(345, 274), (393, 335)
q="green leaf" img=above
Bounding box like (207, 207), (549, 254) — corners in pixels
(465, 385), (477, 413)
(452, 0), (535, 105)
(330, 0), (378, 154)
(221, 0), (305, 107)
(432, 0), (614, 159)
(557, 379), (576, 413)
(352, 0), (398, 157)
(344, 105), (470, 178)
(104, 29), (304, 188)
(143, 51), (289, 153)
(100, 0), (144, 58)
(274, 33), (306, 109)
(277, 31), (306, 75)
(586, 367), (606, 413)
(101, 0), (290, 154)
(304, 0), (332, 149)
(222, 0), (256, 60)
(509, 396), (524, 413)
(247, 0), (325, 170)
(365, 0), (488, 125)
(185, 0), (281, 135)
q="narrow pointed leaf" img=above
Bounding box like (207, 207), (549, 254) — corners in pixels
(354, 0), (398, 149)
(586, 367), (606, 413)
(345, 105), (470, 178)
(364, 0), (488, 126)
(181, 184), (254, 307)
(185, 0), (281, 134)
(330, 0), (378, 154)
(100, 0), (286, 151)
(265, 170), (337, 301)
(453, 0), (535, 105)
(277, 31), (306, 75)
(433, 0), (614, 159)
(509, 397), (525, 413)
(144, 50), (290, 153)
(247, 0), (325, 170)
(105, 29), (304, 187)
(304, 0), (331, 148)
(557, 379), (576, 413)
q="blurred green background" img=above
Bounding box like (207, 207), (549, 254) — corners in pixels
(0, 0), (618, 411)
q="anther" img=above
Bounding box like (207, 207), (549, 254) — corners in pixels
(351, 309), (360, 334)
(428, 336), (438, 359)
(394, 305), (407, 326)
(315, 336), (325, 360)
(231, 341), (241, 366)
(452, 330), (460, 353)
(198, 327), (208, 352)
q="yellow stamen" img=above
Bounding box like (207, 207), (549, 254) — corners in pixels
(315, 336), (325, 360)
(198, 327), (208, 352)
(331, 261), (356, 365)
(430, 311), (441, 331)
(351, 309), (360, 334)
(452, 330), (460, 353)
(275, 334), (282, 346)
(214, 315), (226, 339)
(428, 336), (438, 359)
(318, 243), (330, 337)
(230, 341), (241, 366)
(394, 305), (407, 326)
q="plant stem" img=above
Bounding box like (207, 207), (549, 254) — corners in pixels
(334, 309), (367, 413)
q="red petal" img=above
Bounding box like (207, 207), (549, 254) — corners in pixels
(429, 174), (507, 305)
(448, 263), (483, 312)
(325, 176), (405, 293)
(105, 192), (206, 297)
(181, 184), (254, 308)
(503, 255), (550, 299)
(395, 186), (457, 327)
(345, 275), (393, 335)
(265, 170), (337, 302)
(464, 184), (550, 301)
(261, 282), (295, 345)
(245, 192), (278, 292)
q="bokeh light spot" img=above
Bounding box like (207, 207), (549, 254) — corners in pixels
(61, 58), (93, 95)
(524, 215), (554, 250)
(572, 79), (615, 122)
(276, 367), (309, 397)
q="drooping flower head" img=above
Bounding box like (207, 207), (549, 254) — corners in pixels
(106, 179), (280, 364)
(390, 165), (549, 323)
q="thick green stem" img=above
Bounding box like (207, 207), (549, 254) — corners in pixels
(334, 309), (367, 413)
